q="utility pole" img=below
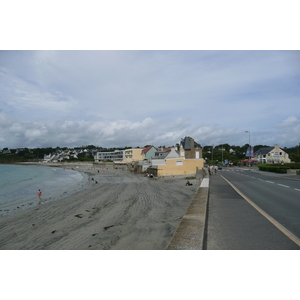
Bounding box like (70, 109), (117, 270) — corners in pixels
(245, 131), (251, 171)
(220, 143), (224, 165)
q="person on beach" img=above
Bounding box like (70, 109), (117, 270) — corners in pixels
(37, 189), (42, 205)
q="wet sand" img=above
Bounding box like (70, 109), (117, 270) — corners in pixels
(0, 165), (198, 250)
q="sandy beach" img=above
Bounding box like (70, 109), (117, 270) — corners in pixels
(0, 164), (199, 250)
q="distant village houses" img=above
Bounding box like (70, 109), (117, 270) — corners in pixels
(93, 136), (204, 176)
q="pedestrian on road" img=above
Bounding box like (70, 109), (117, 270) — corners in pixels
(214, 165), (218, 174)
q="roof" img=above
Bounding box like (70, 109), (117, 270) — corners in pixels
(142, 146), (154, 154)
(181, 137), (191, 150)
(254, 147), (273, 156)
(181, 137), (202, 150)
(154, 150), (171, 159)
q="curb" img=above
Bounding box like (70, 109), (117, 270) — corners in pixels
(166, 175), (210, 250)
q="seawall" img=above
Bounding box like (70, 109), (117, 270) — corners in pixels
(166, 171), (209, 250)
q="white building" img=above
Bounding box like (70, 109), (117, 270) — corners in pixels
(95, 150), (125, 162)
(254, 144), (291, 164)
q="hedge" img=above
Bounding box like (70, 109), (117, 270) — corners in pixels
(258, 165), (289, 173)
(284, 163), (300, 169)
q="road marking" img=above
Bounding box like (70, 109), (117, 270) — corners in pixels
(295, 188), (300, 192)
(220, 175), (300, 248)
(258, 178), (264, 181)
(266, 181), (274, 184)
(278, 184), (290, 188)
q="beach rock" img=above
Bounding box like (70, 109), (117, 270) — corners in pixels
(74, 214), (83, 218)
(104, 225), (114, 231)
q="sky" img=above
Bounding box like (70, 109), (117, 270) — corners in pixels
(1, 1), (300, 150)
(1, 50), (299, 149)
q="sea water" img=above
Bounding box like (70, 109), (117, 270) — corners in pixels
(0, 164), (88, 217)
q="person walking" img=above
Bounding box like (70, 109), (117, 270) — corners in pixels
(214, 165), (218, 174)
(37, 189), (42, 205)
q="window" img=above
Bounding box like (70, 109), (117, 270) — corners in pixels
(176, 161), (183, 166)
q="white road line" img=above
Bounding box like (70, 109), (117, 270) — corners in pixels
(220, 175), (300, 248)
(278, 184), (290, 188)
(258, 178), (264, 181)
(266, 181), (274, 184)
(294, 188), (300, 192)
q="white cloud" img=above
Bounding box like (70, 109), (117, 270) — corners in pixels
(275, 116), (300, 128)
(1, 51), (299, 149)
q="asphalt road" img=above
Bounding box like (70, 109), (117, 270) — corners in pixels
(206, 168), (300, 250)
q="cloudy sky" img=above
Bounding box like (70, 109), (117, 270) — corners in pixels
(0, 50), (299, 149)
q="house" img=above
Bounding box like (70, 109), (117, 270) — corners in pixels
(123, 148), (143, 163)
(141, 146), (157, 160)
(148, 137), (204, 176)
(229, 148), (236, 154)
(254, 144), (291, 164)
(154, 147), (171, 158)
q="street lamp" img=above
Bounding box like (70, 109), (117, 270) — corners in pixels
(220, 143), (224, 165)
(245, 131), (250, 171)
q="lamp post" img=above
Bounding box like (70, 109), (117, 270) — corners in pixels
(220, 143), (224, 165)
(245, 131), (250, 171)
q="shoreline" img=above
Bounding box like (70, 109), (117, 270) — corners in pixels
(0, 163), (95, 217)
(0, 166), (199, 250)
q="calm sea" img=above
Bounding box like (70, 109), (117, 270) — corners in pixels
(0, 164), (88, 217)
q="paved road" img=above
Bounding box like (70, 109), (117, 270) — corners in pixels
(206, 168), (300, 250)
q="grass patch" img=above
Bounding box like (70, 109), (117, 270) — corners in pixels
(185, 176), (196, 180)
